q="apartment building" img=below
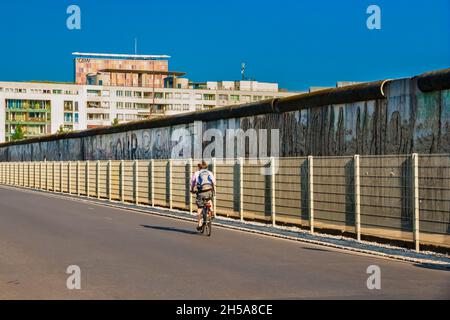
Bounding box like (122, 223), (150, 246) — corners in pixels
(0, 53), (298, 142)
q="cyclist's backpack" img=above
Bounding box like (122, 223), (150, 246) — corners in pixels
(197, 169), (213, 191)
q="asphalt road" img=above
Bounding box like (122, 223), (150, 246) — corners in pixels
(0, 186), (449, 300)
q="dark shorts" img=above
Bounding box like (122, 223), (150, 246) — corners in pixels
(196, 190), (213, 208)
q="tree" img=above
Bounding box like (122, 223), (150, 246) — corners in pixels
(112, 118), (120, 126)
(11, 125), (25, 141)
(57, 125), (66, 134)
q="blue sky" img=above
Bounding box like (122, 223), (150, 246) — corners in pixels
(0, 0), (448, 91)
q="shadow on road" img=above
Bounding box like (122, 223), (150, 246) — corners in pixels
(141, 225), (199, 236)
(413, 263), (450, 272)
(300, 247), (331, 253)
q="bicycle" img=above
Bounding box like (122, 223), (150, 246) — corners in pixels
(200, 198), (213, 237)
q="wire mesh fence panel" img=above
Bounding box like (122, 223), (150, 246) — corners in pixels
(53, 163), (60, 192)
(189, 161), (198, 214)
(98, 161), (108, 199)
(18, 163), (24, 187)
(137, 161), (151, 205)
(87, 162), (97, 197)
(313, 157), (354, 232)
(63, 163), (70, 193)
(242, 160), (271, 222)
(153, 160), (169, 207)
(69, 162), (78, 194)
(39, 162), (45, 189)
(46, 162), (52, 190)
(78, 162), (87, 196)
(215, 161), (239, 218)
(36, 162), (41, 188)
(360, 155), (413, 241)
(275, 158), (307, 226)
(24, 163), (29, 187)
(123, 161), (134, 203)
(110, 161), (121, 201)
(172, 160), (190, 211)
(418, 154), (450, 246)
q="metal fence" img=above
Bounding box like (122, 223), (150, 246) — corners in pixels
(1, 154), (449, 250)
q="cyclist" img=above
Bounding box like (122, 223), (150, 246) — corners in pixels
(190, 161), (216, 231)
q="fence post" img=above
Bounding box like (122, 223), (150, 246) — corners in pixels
(270, 157), (276, 227)
(168, 159), (173, 210)
(412, 153), (420, 252)
(239, 157), (244, 222)
(33, 162), (36, 188)
(108, 160), (112, 201)
(188, 158), (193, 214)
(57, 162), (60, 193)
(212, 158), (217, 218)
(27, 162), (30, 188)
(150, 160), (155, 207)
(354, 155), (361, 241)
(52, 162), (56, 191)
(134, 160), (139, 205)
(120, 160), (124, 202)
(86, 162), (90, 197)
(76, 161), (80, 196)
(96, 161), (100, 199)
(45, 160), (48, 190)
(308, 156), (315, 234)
(68, 162), (71, 194)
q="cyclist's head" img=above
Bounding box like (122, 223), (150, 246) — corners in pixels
(198, 161), (208, 170)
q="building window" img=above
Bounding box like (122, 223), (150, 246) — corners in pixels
(64, 101), (74, 112)
(230, 95), (240, 102)
(242, 95), (251, 102)
(203, 94), (216, 101)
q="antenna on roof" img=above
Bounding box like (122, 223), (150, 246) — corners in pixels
(241, 62), (246, 81)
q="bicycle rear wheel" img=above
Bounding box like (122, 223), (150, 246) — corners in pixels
(206, 220), (212, 237)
